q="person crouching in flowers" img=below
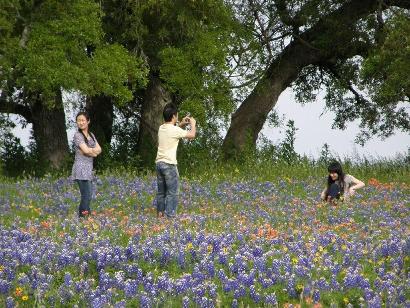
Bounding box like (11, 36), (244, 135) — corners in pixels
(320, 161), (365, 204)
(72, 111), (101, 217)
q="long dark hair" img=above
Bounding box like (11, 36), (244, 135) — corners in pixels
(326, 161), (345, 197)
(76, 111), (95, 146)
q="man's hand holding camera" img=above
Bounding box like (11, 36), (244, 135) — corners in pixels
(179, 114), (196, 139)
(179, 114), (196, 129)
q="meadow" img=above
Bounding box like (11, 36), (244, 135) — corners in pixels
(0, 162), (409, 307)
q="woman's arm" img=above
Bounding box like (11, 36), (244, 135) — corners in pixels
(348, 175), (365, 195)
(320, 188), (327, 200)
(93, 142), (102, 155)
(79, 143), (98, 157)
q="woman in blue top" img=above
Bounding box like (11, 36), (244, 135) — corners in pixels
(72, 111), (102, 217)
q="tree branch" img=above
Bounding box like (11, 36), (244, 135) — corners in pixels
(0, 91), (32, 121)
(385, 0), (410, 10)
(248, 0), (273, 58)
(274, 0), (303, 31)
(325, 64), (369, 109)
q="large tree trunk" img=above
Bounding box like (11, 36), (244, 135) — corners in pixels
(137, 75), (172, 166)
(31, 91), (69, 169)
(222, 40), (322, 158)
(222, 0), (404, 159)
(86, 95), (114, 149)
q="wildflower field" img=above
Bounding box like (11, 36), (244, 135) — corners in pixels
(0, 171), (409, 307)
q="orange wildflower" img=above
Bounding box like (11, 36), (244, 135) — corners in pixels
(40, 221), (50, 229)
(15, 287), (23, 297)
(266, 227), (278, 239)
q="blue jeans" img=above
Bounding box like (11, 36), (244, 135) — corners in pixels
(76, 180), (92, 217)
(156, 162), (179, 217)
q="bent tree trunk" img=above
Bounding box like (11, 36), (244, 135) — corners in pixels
(222, 0), (405, 159)
(222, 40), (322, 159)
(31, 92), (69, 169)
(137, 75), (172, 167)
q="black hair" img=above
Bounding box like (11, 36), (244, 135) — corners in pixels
(325, 161), (345, 198)
(76, 111), (95, 146)
(163, 103), (178, 122)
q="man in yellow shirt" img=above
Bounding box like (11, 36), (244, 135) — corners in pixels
(155, 103), (196, 218)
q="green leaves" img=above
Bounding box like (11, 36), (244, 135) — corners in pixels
(157, 1), (236, 123)
(1, 0), (148, 104)
(361, 13), (410, 105)
(86, 44), (148, 104)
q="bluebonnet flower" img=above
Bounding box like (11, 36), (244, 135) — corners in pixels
(260, 277), (272, 288)
(231, 299), (238, 308)
(217, 268), (227, 281)
(330, 275), (340, 290)
(316, 276), (330, 290)
(91, 295), (108, 308)
(313, 289), (320, 303)
(254, 256), (266, 272)
(139, 292), (151, 308)
(182, 296), (190, 308)
(178, 249), (185, 268)
(218, 252), (228, 265)
(114, 300), (126, 308)
(205, 259), (215, 278)
(287, 276), (297, 298)
(124, 279), (138, 298)
(363, 288), (374, 301)
(64, 272), (73, 287)
(265, 292), (277, 305)
(233, 285), (246, 299)
(113, 271), (125, 287)
(6, 296), (14, 308)
(252, 246), (263, 257)
(160, 247), (171, 265)
(193, 285), (206, 298)
(208, 282), (217, 298)
(367, 295), (382, 308)
(0, 279), (11, 294)
(250, 285), (261, 303)
(303, 283), (312, 297)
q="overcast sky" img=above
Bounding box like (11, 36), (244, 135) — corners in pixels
(11, 89), (409, 159)
(262, 89), (409, 158)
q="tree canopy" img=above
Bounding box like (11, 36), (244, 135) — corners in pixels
(0, 0), (147, 104)
(0, 0), (409, 171)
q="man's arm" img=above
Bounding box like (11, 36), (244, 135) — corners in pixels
(185, 118), (196, 139)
